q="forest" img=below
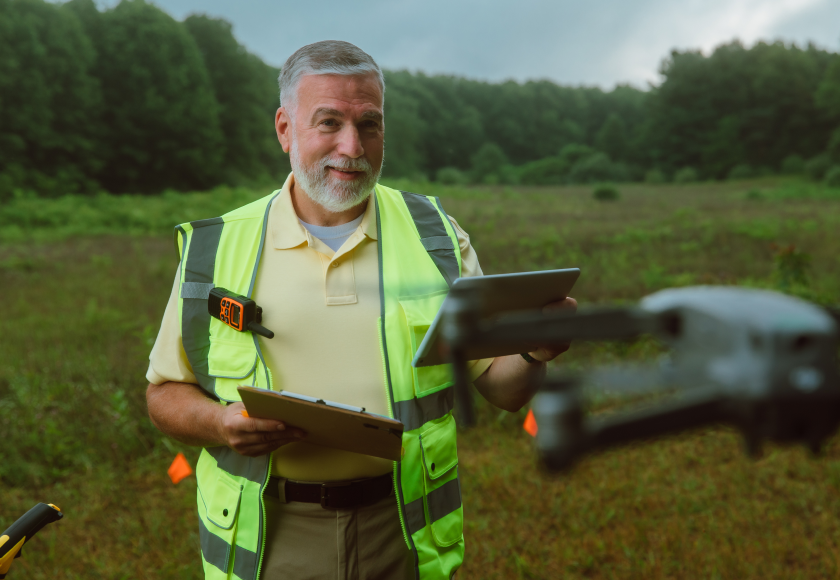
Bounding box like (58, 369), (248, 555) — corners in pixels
(2, 0), (840, 199)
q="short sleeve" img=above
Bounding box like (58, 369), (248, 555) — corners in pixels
(146, 265), (198, 385)
(447, 214), (494, 381)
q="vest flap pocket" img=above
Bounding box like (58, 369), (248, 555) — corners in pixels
(419, 414), (463, 547)
(399, 291), (453, 397)
(419, 413), (458, 480)
(207, 339), (258, 379)
(205, 471), (242, 530)
(399, 290), (447, 328)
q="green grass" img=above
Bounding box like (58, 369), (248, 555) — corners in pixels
(2, 177), (840, 578)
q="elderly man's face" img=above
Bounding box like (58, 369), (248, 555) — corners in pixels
(276, 73), (384, 213)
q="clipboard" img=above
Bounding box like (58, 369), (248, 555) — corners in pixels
(412, 268), (580, 367)
(237, 386), (404, 461)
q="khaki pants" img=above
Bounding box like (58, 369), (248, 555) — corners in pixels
(261, 481), (415, 580)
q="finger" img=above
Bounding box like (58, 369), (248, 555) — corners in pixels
(234, 428), (306, 446)
(238, 414), (287, 433)
(233, 433), (307, 456)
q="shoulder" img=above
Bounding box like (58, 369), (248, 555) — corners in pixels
(222, 191), (281, 223)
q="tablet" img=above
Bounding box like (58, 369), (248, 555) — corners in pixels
(412, 268), (580, 367)
(237, 387), (404, 461)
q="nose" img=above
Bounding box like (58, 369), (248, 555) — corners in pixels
(335, 125), (364, 159)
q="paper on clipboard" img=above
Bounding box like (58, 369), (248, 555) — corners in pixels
(237, 386), (404, 461)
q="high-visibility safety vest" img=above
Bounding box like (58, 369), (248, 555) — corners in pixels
(175, 183), (465, 580)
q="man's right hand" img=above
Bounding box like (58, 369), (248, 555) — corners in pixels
(218, 402), (307, 457)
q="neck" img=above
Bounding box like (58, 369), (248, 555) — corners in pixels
(290, 179), (369, 227)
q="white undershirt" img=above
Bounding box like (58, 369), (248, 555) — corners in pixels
(298, 214), (364, 252)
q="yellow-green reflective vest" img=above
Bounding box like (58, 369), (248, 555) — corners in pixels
(175, 183), (465, 580)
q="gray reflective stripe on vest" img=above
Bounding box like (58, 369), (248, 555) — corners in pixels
(198, 516), (259, 578)
(395, 387), (454, 432)
(199, 515), (232, 573)
(400, 191), (459, 287)
(181, 282), (215, 299)
(180, 217), (224, 395)
(403, 475), (462, 536)
(233, 543), (258, 580)
(205, 446), (268, 484)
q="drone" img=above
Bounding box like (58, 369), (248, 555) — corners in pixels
(437, 284), (840, 472)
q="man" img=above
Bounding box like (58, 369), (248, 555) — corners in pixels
(146, 40), (576, 580)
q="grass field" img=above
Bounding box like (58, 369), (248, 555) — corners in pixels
(2, 178), (840, 579)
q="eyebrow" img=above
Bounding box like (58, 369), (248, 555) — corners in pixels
(311, 108), (383, 123)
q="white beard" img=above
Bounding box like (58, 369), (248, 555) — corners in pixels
(290, 139), (381, 214)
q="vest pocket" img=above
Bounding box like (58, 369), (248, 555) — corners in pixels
(419, 413), (463, 547)
(399, 291), (453, 397)
(197, 470), (243, 573)
(204, 470), (243, 530)
(207, 339), (258, 380)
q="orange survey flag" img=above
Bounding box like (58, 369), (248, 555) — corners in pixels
(168, 452), (193, 484)
(523, 408), (538, 437)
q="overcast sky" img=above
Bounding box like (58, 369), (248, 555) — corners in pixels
(98, 0), (840, 89)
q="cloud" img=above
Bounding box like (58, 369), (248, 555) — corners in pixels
(92, 0), (838, 88)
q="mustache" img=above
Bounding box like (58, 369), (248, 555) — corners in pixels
(319, 155), (372, 173)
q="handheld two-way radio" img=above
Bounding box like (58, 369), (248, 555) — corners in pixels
(0, 503), (63, 578)
(208, 287), (275, 339)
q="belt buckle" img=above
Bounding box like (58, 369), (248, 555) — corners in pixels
(320, 480), (353, 510)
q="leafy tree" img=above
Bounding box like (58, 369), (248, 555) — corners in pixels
(183, 15), (286, 184)
(0, 0), (102, 198)
(648, 41), (836, 178)
(382, 71), (426, 178)
(595, 113), (629, 161)
(93, 0), (224, 193)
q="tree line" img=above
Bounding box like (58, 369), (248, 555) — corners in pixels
(2, 0), (840, 199)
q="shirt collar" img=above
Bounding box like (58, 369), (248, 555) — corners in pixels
(270, 173), (378, 251)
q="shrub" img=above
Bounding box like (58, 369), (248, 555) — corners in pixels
(569, 153), (628, 184)
(436, 167), (467, 185)
(674, 167), (698, 183)
(727, 164), (754, 180)
(645, 169), (666, 184)
(806, 153), (832, 181)
(497, 164), (520, 185)
(593, 184), (620, 201)
(517, 156), (568, 185)
(825, 166), (840, 187)
(470, 143), (508, 183)
(781, 155), (805, 175)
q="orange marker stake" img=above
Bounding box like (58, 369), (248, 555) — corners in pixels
(168, 452), (193, 485)
(523, 408), (538, 437)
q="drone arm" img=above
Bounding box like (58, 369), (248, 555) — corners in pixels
(587, 389), (728, 450)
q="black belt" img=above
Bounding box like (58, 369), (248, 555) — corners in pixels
(266, 473), (394, 510)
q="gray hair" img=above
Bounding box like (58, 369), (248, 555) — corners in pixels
(278, 40), (385, 118)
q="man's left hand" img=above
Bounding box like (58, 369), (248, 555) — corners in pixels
(525, 297), (578, 363)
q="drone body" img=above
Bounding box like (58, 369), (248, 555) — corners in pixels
(438, 283), (840, 472)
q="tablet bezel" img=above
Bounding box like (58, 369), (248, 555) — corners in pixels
(412, 267), (580, 367)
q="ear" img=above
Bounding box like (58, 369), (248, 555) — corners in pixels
(275, 107), (292, 153)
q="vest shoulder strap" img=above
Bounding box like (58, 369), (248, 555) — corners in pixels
(399, 190), (461, 286)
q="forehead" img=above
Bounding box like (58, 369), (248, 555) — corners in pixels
(295, 73), (383, 117)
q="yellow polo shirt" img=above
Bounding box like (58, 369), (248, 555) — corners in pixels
(147, 173), (493, 482)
